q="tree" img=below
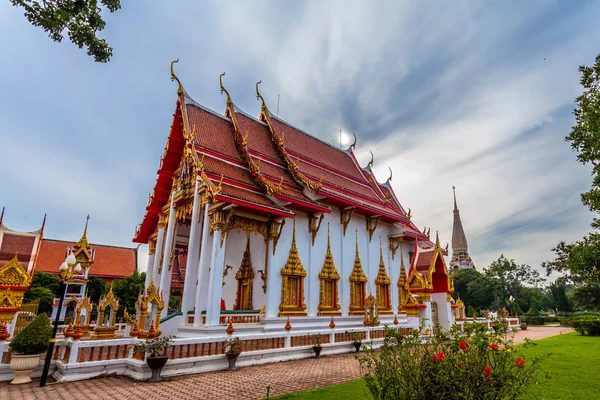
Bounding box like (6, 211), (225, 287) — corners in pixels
(550, 283), (572, 314)
(544, 236), (600, 311)
(10, 0), (121, 63)
(466, 275), (496, 311)
(111, 270), (145, 320)
(86, 276), (107, 304)
(566, 54), (600, 228)
(23, 286), (55, 315)
(30, 271), (61, 297)
(452, 269), (481, 301)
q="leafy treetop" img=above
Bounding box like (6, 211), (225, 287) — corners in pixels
(10, 0), (121, 62)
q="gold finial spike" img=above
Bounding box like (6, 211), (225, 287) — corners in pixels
(326, 223), (332, 255)
(368, 151), (374, 168)
(399, 240), (405, 269)
(453, 185), (458, 211)
(170, 59), (183, 96)
(407, 208), (411, 219)
(379, 237), (384, 264)
(83, 215), (90, 239)
(387, 167), (393, 182)
(355, 230), (360, 259)
(291, 217), (297, 250)
(219, 72), (232, 107)
(0, 206), (4, 225)
(435, 231), (440, 248)
(350, 132), (357, 150)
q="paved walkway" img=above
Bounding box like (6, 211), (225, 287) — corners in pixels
(0, 326), (573, 400)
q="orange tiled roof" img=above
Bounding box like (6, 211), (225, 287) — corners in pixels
(37, 239), (136, 280)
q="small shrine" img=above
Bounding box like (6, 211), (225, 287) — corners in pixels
(93, 286), (119, 340)
(136, 278), (164, 338)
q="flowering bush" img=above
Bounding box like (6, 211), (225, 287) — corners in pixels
(357, 322), (549, 400)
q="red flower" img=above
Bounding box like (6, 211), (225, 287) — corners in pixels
(515, 357), (526, 368)
(432, 351), (445, 363)
(458, 363), (463, 369)
(490, 343), (500, 351)
(484, 377), (490, 384)
(483, 366), (492, 376)
(458, 341), (468, 350)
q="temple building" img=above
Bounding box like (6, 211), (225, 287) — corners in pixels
(449, 187), (475, 270)
(0, 208), (45, 323)
(133, 62), (456, 341)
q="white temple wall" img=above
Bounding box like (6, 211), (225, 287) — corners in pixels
(250, 234), (266, 311)
(431, 292), (453, 331)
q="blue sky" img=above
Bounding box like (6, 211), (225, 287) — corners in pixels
(0, 1), (597, 274)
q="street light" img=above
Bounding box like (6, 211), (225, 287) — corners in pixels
(39, 253), (82, 387)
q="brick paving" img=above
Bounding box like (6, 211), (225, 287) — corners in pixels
(0, 326), (572, 400)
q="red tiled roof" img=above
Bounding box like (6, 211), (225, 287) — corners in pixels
(37, 239), (136, 280)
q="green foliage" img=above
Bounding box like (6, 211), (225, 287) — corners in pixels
(543, 235), (600, 311)
(526, 305), (540, 317)
(357, 323), (548, 400)
(566, 53), (600, 228)
(569, 316), (600, 336)
(30, 272), (61, 297)
(224, 337), (242, 354)
(169, 295), (181, 313)
(511, 302), (523, 316)
(467, 305), (478, 318)
(86, 277), (107, 303)
(9, 313), (52, 355)
(111, 270), (145, 320)
(23, 286), (55, 315)
(133, 335), (174, 358)
(10, 0), (121, 62)
(550, 283), (573, 314)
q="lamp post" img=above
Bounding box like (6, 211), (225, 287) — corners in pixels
(39, 253), (82, 388)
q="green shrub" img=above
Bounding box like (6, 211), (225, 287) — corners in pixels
(512, 303), (523, 316)
(526, 306), (540, 317)
(9, 313), (52, 355)
(521, 316), (545, 325)
(569, 316), (600, 336)
(358, 323), (549, 400)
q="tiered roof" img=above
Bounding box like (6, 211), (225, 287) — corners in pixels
(133, 69), (432, 244)
(0, 208), (45, 275)
(37, 239), (136, 280)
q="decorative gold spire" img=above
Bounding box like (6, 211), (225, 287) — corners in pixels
(367, 151), (374, 168)
(279, 218), (307, 316)
(387, 167), (393, 182)
(375, 238), (390, 284)
(350, 231), (367, 283)
(234, 236), (254, 310)
(219, 72), (232, 107)
(75, 215), (91, 250)
(450, 186), (474, 270)
(350, 132), (357, 150)
(170, 59), (183, 96)
(319, 224), (340, 280)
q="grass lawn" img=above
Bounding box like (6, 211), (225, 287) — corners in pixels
(273, 332), (599, 399)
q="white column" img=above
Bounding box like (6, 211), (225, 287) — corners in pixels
(205, 214), (227, 326)
(194, 205), (210, 327)
(144, 240), (156, 289)
(159, 193), (177, 318)
(181, 180), (202, 319)
(153, 226), (165, 286)
(264, 222), (280, 318)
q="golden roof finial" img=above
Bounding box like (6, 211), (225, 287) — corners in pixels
(387, 167), (393, 182)
(256, 80), (268, 113)
(170, 59), (183, 97)
(407, 208), (412, 219)
(368, 151), (374, 168)
(350, 132), (357, 150)
(76, 215), (91, 249)
(220, 72), (232, 107)
(435, 231), (440, 248)
(453, 185), (458, 211)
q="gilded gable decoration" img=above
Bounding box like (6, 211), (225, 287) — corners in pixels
(279, 219), (307, 317)
(366, 215), (380, 243)
(308, 213), (324, 246)
(318, 224), (341, 316)
(0, 255), (31, 287)
(340, 207), (355, 237)
(349, 231), (367, 316)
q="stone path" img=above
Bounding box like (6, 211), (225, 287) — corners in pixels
(0, 326), (572, 400)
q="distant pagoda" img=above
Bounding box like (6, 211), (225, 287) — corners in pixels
(449, 187), (475, 270)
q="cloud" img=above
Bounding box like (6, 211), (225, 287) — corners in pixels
(1, 0), (599, 276)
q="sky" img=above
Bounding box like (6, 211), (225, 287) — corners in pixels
(0, 1), (598, 277)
